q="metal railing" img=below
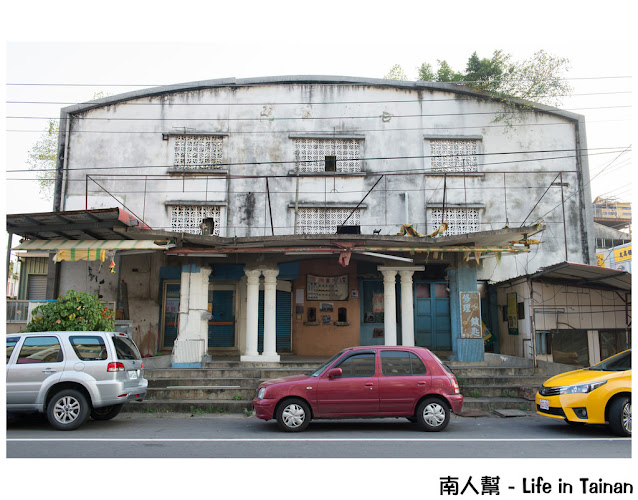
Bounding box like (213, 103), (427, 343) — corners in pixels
(6, 300), (116, 324)
(6, 300), (55, 323)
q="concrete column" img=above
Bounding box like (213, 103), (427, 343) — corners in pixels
(241, 269), (262, 361)
(173, 264), (211, 367)
(448, 259), (483, 362)
(262, 268), (280, 362)
(381, 269), (398, 346)
(399, 270), (416, 346)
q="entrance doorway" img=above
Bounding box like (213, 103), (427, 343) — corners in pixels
(208, 288), (236, 348)
(414, 282), (451, 350)
(257, 290), (292, 352)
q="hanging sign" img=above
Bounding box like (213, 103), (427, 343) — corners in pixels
(460, 291), (482, 339)
(306, 275), (348, 301)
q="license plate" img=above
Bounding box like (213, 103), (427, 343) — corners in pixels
(539, 398), (549, 410)
(128, 370), (138, 380)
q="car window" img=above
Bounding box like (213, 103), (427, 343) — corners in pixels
(308, 350), (345, 377)
(335, 352), (376, 377)
(431, 351), (453, 374)
(17, 336), (63, 364)
(588, 350), (632, 371)
(112, 336), (142, 360)
(6, 337), (20, 363)
(381, 351), (427, 376)
(70, 335), (107, 361)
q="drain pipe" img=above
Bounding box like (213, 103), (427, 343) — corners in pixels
(528, 277), (538, 372)
(403, 192), (409, 223)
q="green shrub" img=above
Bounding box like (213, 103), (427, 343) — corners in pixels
(25, 289), (115, 332)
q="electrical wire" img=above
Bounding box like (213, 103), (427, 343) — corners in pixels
(5, 147), (629, 174)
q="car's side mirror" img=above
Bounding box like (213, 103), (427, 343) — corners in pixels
(328, 368), (342, 379)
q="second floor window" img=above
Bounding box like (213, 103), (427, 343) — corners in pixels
(430, 139), (478, 173)
(294, 138), (362, 173)
(169, 205), (223, 235)
(174, 135), (223, 170)
(427, 207), (480, 236)
(296, 207), (361, 235)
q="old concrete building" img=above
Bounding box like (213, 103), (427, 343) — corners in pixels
(12, 76), (601, 365)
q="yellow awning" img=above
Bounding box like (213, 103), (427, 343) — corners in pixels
(13, 239), (167, 261)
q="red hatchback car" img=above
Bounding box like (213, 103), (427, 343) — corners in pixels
(252, 346), (463, 432)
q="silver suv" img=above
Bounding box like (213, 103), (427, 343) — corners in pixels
(6, 331), (147, 430)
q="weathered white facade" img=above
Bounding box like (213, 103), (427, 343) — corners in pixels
(48, 76), (598, 364)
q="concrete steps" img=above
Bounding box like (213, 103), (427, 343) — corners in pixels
(128, 355), (572, 416)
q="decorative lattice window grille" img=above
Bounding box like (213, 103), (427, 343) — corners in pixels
(169, 205), (222, 235)
(296, 208), (361, 234)
(427, 208), (480, 236)
(430, 140), (478, 172)
(294, 138), (362, 173)
(174, 135), (223, 169)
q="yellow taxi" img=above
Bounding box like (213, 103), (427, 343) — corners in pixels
(536, 349), (631, 436)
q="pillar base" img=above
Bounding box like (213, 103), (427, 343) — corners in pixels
(240, 354), (263, 362)
(240, 353), (281, 362)
(260, 353), (280, 362)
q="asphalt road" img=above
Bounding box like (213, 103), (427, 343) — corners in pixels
(5, 411), (631, 459)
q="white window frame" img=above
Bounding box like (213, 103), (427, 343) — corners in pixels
(427, 138), (481, 173)
(427, 207), (481, 236)
(293, 138), (363, 173)
(168, 204), (225, 235)
(173, 135), (224, 170)
(296, 207), (362, 234)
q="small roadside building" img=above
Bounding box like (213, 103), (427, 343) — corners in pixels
(495, 262), (631, 366)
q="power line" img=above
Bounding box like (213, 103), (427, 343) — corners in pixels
(7, 117), (632, 136)
(6, 105), (631, 123)
(5, 90), (633, 106)
(6, 147), (629, 174)
(537, 146), (633, 221)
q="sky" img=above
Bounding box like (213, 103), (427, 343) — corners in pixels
(2, 1), (635, 216)
(1, 0), (635, 496)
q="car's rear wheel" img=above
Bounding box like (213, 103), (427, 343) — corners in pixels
(276, 398), (311, 432)
(416, 398), (450, 431)
(46, 389), (90, 431)
(608, 396), (631, 437)
(91, 404), (123, 421)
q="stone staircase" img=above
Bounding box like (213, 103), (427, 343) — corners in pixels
(447, 353), (579, 415)
(126, 353), (577, 416)
(128, 358), (321, 414)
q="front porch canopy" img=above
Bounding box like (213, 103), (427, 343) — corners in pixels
(120, 223), (545, 263)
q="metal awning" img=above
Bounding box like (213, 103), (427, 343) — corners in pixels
(13, 239), (168, 262)
(13, 239), (167, 251)
(6, 208), (151, 240)
(13, 240), (166, 262)
(530, 262), (631, 292)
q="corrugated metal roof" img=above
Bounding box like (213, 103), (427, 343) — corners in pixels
(6, 208), (151, 240)
(530, 262), (631, 291)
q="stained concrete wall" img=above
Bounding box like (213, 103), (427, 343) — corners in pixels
(59, 79), (592, 285)
(290, 259), (360, 356)
(57, 252), (164, 356)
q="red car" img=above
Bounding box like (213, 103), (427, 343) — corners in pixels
(252, 346), (463, 432)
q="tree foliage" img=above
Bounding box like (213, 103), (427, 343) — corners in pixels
(27, 119), (59, 200)
(384, 50), (572, 108)
(25, 289), (115, 332)
(384, 64), (408, 81)
(27, 92), (110, 201)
